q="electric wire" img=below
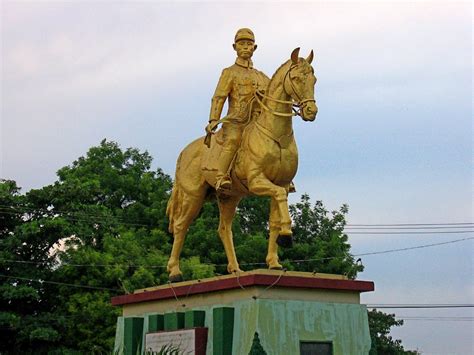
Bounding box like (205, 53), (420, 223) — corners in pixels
(367, 304), (474, 309)
(345, 226), (473, 230)
(348, 231), (473, 234)
(2, 271), (473, 311)
(1, 236), (472, 268)
(353, 236), (473, 256)
(346, 223), (474, 226)
(1, 206), (472, 234)
(395, 316), (473, 321)
(0, 207), (151, 228)
(0, 274), (120, 292)
(1, 204), (472, 231)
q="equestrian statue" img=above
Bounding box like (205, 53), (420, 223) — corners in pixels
(166, 28), (318, 282)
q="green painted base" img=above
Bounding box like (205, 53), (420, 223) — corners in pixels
(112, 271), (373, 354)
(114, 299), (371, 355)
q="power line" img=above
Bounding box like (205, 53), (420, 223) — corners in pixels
(367, 304), (474, 309)
(3, 205), (474, 236)
(395, 315), (474, 320)
(347, 223), (474, 227)
(0, 207), (151, 228)
(0, 204), (137, 221)
(354, 236), (473, 256)
(345, 226), (474, 230)
(1, 236), (472, 269)
(396, 316), (473, 321)
(0, 274), (121, 293)
(2, 271), (473, 306)
(0, 204), (167, 229)
(347, 231), (473, 235)
(2, 204), (473, 230)
(397, 319), (473, 322)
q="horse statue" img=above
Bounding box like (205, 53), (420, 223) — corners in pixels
(166, 48), (318, 282)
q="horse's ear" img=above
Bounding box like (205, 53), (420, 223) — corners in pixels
(291, 47), (300, 64)
(306, 50), (314, 64)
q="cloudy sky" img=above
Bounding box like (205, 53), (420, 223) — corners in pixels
(1, 1), (472, 353)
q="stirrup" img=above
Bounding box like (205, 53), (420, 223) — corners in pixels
(289, 181), (296, 193)
(216, 177), (232, 193)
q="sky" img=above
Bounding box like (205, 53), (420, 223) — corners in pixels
(1, 1), (472, 354)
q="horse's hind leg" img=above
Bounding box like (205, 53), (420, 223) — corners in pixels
(266, 197), (283, 270)
(217, 195), (242, 274)
(167, 191), (205, 282)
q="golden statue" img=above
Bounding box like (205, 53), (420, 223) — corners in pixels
(205, 28), (270, 193)
(167, 28), (318, 282)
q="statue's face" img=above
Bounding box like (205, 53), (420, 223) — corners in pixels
(233, 40), (257, 60)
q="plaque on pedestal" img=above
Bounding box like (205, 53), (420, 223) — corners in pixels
(145, 328), (207, 355)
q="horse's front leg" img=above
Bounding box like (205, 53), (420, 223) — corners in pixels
(217, 195), (242, 273)
(266, 197), (283, 269)
(248, 175), (293, 247)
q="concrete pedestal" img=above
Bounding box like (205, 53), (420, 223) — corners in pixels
(111, 269), (374, 355)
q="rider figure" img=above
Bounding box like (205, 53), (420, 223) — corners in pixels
(205, 28), (270, 193)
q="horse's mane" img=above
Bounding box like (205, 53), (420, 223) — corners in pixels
(267, 59), (292, 93)
(270, 59), (291, 81)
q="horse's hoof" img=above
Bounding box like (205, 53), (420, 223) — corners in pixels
(269, 265), (283, 270)
(277, 235), (293, 248)
(169, 274), (183, 283)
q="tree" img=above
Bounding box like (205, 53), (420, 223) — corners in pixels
(0, 140), (180, 353)
(0, 179), (69, 353)
(38, 140), (177, 353)
(0, 140), (416, 353)
(248, 332), (267, 355)
(282, 194), (362, 278)
(368, 309), (420, 354)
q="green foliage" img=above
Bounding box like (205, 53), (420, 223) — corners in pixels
(144, 343), (185, 355)
(0, 180), (61, 353)
(182, 201), (224, 272)
(248, 332), (267, 355)
(0, 140), (413, 353)
(282, 194), (362, 278)
(368, 309), (420, 355)
(180, 256), (216, 280)
(235, 233), (268, 269)
(0, 140), (173, 354)
(237, 196), (270, 235)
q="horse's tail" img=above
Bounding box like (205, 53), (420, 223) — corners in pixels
(166, 152), (184, 234)
(166, 184), (178, 234)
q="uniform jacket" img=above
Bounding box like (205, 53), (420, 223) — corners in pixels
(209, 57), (270, 123)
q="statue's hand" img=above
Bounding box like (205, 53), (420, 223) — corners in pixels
(205, 121), (219, 135)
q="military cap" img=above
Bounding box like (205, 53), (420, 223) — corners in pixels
(234, 28), (255, 42)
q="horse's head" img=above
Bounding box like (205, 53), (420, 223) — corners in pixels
(284, 48), (318, 121)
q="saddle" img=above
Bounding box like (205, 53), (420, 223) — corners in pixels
(201, 129), (229, 172)
(200, 125), (252, 195)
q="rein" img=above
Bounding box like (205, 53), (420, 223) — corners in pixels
(255, 64), (315, 118)
(209, 63), (315, 129)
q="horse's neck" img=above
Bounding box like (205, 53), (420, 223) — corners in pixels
(258, 80), (293, 137)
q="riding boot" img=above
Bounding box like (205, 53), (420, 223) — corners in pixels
(216, 147), (236, 192)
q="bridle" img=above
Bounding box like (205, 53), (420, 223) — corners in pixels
(209, 62), (315, 130)
(254, 63), (315, 118)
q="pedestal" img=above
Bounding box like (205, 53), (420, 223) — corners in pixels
(111, 269), (374, 355)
